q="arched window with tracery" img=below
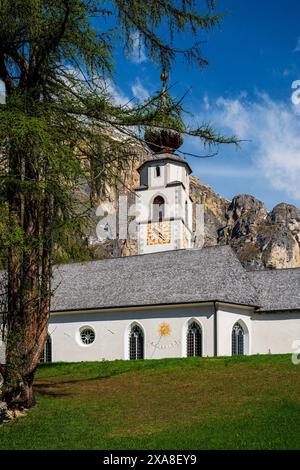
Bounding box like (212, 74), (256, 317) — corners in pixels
(187, 321), (202, 357)
(40, 334), (52, 363)
(152, 196), (165, 222)
(232, 323), (245, 356)
(129, 324), (144, 360)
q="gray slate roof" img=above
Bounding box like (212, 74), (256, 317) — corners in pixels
(137, 153), (192, 175)
(51, 246), (259, 312)
(249, 268), (300, 312)
(2, 246), (300, 314)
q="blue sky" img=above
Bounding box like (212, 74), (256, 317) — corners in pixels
(110, 0), (300, 210)
(1, 1), (300, 210)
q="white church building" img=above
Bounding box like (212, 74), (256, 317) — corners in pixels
(1, 153), (300, 364)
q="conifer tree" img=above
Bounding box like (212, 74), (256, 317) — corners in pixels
(0, 0), (236, 409)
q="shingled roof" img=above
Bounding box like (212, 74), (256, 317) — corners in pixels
(137, 153), (192, 175)
(249, 268), (300, 312)
(51, 246), (259, 312)
(2, 246), (299, 314)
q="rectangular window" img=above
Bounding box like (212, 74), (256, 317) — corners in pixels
(155, 166), (160, 177)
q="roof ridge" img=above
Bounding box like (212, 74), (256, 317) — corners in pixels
(53, 245), (235, 270)
(248, 267), (300, 274)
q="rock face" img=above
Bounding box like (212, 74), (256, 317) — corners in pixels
(218, 195), (268, 270)
(189, 176), (229, 247)
(260, 203), (300, 269)
(218, 196), (300, 270)
(87, 148), (300, 270)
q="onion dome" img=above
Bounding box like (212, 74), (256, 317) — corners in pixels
(144, 71), (184, 154)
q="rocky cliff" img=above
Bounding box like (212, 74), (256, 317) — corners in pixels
(218, 196), (300, 270)
(88, 147), (300, 270)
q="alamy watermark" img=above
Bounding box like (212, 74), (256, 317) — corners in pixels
(0, 80), (6, 105)
(292, 340), (300, 365)
(93, 196), (205, 248)
(291, 80), (300, 109)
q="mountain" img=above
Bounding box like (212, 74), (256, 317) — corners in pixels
(88, 146), (300, 270)
(218, 195), (300, 270)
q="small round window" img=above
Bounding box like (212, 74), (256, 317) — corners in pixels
(80, 328), (95, 345)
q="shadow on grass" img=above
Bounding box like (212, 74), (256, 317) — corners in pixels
(35, 375), (114, 398)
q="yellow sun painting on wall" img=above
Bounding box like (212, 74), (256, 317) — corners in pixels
(158, 322), (171, 337)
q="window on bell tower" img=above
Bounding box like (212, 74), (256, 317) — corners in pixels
(155, 166), (161, 177)
(153, 196), (165, 222)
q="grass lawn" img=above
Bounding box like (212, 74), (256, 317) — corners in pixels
(1, 354), (300, 450)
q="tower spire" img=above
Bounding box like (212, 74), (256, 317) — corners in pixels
(144, 70), (184, 154)
(160, 69), (167, 100)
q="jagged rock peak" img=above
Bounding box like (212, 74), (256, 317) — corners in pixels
(269, 203), (300, 225)
(227, 194), (267, 217)
(218, 197), (300, 271)
(218, 194), (268, 245)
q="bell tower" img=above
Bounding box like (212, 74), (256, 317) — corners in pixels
(135, 155), (193, 254)
(135, 71), (194, 254)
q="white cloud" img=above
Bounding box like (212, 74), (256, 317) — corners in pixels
(127, 32), (147, 64)
(131, 77), (150, 102)
(105, 79), (131, 107)
(203, 94), (210, 111)
(207, 93), (300, 200)
(295, 37), (300, 52)
(62, 68), (132, 107)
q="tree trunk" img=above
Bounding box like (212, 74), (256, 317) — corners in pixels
(1, 144), (53, 410)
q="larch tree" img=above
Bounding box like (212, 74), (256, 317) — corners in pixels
(0, 0), (236, 410)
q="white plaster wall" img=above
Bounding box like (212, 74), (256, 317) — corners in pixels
(139, 162), (189, 192)
(252, 312), (300, 355)
(168, 164), (187, 190)
(136, 186), (173, 223)
(149, 163), (166, 188)
(48, 305), (215, 362)
(136, 186), (189, 222)
(2, 307), (300, 363)
(136, 181), (192, 253)
(173, 219), (184, 250)
(217, 306), (253, 356)
(185, 198), (193, 232)
(139, 163), (166, 188)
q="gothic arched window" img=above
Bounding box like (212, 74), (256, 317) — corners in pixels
(153, 196), (165, 222)
(129, 324), (144, 360)
(40, 334), (52, 363)
(232, 323), (244, 356)
(187, 321), (202, 357)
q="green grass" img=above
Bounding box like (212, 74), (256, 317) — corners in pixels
(1, 354), (300, 449)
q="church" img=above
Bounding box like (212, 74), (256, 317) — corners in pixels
(2, 149), (300, 365)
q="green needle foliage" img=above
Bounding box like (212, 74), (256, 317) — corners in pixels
(0, 0), (237, 409)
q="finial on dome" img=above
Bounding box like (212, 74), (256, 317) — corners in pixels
(160, 69), (167, 88)
(144, 70), (184, 154)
